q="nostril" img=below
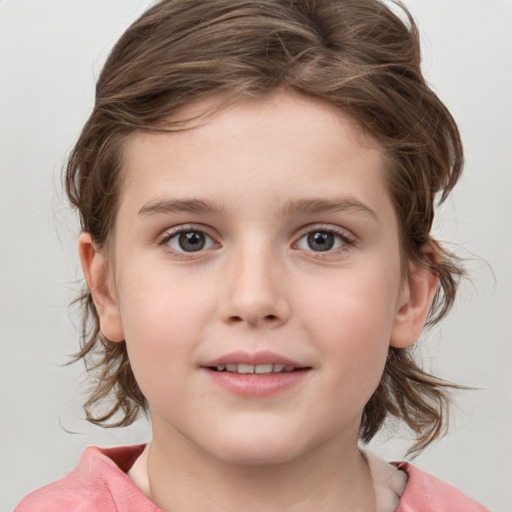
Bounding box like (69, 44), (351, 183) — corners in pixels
(224, 313), (282, 325)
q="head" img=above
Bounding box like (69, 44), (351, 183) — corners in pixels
(68, 0), (464, 454)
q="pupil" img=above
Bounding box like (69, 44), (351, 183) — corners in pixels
(307, 231), (334, 252)
(179, 232), (205, 252)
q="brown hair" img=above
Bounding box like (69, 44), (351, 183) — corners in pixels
(66, 0), (464, 453)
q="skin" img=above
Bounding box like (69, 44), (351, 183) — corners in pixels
(80, 91), (438, 512)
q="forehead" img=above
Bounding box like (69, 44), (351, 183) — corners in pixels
(121, 92), (387, 218)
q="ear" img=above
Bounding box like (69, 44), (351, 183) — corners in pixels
(78, 232), (124, 342)
(390, 247), (439, 348)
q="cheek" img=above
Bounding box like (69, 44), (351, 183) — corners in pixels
(307, 266), (400, 338)
(114, 270), (215, 390)
(304, 267), (401, 387)
(117, 258), (213, 334)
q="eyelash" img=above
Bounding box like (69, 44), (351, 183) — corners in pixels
(157, 224), (355, 258)
(294, 225), (355, 256)
(158, 225), (218, 258)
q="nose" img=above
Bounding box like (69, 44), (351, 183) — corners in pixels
(218, 244), (290, 328)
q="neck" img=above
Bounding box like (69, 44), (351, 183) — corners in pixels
(135, 416), (375, 512)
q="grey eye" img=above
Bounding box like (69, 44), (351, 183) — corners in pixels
(296, 230), (346, 252)
(307, 231), (335, 251)
(167, 230), (215, 252)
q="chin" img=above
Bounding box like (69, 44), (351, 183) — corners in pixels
(213, 443), (301, 467)
(203, 424), (312, 467)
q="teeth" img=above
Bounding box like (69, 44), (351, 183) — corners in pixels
(214, 364), (296, 374)
(255, 364), (273, 374)
(238, 364), (254, 374)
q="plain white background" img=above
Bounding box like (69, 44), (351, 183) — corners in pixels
(1, 1), (511, 510)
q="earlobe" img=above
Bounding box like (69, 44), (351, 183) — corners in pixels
(78, 232), (125, 343)
(390, 252), (439, 349)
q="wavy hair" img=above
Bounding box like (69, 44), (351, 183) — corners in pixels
(66, 0), (464, 453)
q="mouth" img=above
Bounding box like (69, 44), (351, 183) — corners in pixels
(208, 363), (306, 374)
(201, 352), (311, 396)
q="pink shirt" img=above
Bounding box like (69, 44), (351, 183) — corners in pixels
(15, 445), (490, 511)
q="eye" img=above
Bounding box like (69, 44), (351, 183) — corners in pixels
(295, 228), (351, 252)
(164, 228), (216, 253)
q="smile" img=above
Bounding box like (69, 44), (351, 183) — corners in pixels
(211, 364), (297, 374)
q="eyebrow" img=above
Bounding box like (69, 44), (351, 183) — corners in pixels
(279, 197), (378, 221)
(138, 198), (225, 217)
(138, 196), (377, 220)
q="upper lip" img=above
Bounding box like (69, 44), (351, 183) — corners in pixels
(202, 351), (307, 368)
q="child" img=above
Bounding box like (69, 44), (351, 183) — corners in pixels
(15, 0), (490, 510)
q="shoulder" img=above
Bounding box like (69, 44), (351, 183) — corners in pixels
(395, 462), (491, 512)
(15, 445), (161, 512)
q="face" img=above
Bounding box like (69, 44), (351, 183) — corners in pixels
(85, 92), (425, 466)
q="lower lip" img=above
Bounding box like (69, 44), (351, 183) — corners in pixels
(202, 368), (309, 397)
